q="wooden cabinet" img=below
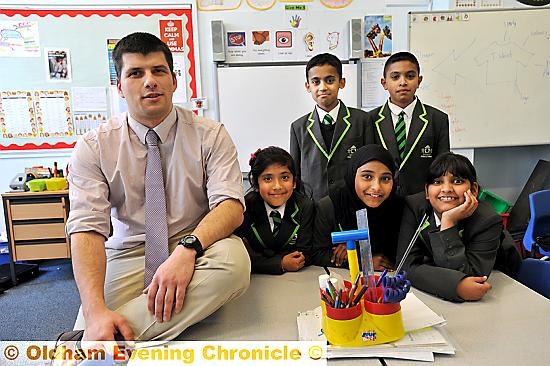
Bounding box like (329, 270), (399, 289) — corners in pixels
(2, 190), (70, 284)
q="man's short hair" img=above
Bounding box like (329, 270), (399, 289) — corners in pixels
(305, 53), (343, 81)
(383, 51), (420, 78)
(112, 32), (173, 78)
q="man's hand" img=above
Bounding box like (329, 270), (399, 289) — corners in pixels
(83, 306), (134, 341)
(281, 251), (305, 272)
(331, 243), (348, 267)
(456, 276), (491, 301)
(143, 246), (196, 323)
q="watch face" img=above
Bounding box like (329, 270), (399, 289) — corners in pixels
(184, 236), (196, 245)
(181, 235), (203, 257)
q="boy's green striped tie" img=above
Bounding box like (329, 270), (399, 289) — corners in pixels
(321, 114), (334, 125)
(395, 111), (406, 161)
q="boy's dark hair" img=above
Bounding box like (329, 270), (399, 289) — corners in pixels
(112, 32), (173, 78)
(305, 53), (343, 81)
(426, 152), (478, 185)
(383, 51), (420, 78)
(248, 146), (304, 193)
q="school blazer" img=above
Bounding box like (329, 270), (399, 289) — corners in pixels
(396, 192), (520, 302)
(369, 100), (450, 196)
(290, 102), (374, 201)
(235, 192), (314, 275)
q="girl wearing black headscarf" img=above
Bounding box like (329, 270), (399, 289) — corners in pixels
(310, 144), (405, 269)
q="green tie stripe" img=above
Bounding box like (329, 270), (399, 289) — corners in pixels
(270, 210), (282, 236)
(395, 112), (406, 160)
(322, 114), (334, 125)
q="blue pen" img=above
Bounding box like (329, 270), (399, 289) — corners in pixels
(376, 269), (388, 288)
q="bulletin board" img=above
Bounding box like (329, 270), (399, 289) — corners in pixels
(409, 8), (550, 148)
(0, 5), (199, 151)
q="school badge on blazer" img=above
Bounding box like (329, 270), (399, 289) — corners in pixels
(420, 145), (432, 158)
(346, 145), (357, 159)
(289, 233), (298, 246)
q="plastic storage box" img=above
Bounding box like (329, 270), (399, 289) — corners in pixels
(26, 179), (47, 192)
(45, 178), (68, 191)
(479, 189), (512, 214)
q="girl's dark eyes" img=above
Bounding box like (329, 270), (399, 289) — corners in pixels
(431, 178), (466, 185)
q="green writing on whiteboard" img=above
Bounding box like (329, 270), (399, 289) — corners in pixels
(285, 5), (306, 11)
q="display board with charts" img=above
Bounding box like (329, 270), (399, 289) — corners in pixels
(0, 5), (199, 151)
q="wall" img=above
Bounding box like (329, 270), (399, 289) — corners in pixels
(1, 0), (549, 237)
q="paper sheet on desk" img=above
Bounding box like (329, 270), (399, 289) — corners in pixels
(400, 291), (446, 331)
(297, 293), (453, 361)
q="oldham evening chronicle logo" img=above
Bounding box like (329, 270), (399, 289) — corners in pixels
(227, 32), (246, 46)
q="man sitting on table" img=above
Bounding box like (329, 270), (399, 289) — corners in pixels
(65, 32), (250, 342)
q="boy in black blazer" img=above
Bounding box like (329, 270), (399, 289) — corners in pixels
(290, 53), (373, 201)
(369, 51), (450, 196)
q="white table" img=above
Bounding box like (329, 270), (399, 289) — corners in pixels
(181, 266), (550, 365)
(388, 271), (550, 365)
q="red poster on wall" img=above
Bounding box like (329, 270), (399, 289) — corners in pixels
(159, 19), (184, 53)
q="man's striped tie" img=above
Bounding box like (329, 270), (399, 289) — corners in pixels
(144, 129), (169, 287)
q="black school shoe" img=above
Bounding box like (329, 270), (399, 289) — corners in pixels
(52, 330), (87, 364)
(52, 330), (130, 365)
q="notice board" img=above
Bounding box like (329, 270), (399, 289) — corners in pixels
(409, 8), (550, 148)
(0, 5), (198, 151)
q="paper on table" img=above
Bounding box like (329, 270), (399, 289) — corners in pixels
(393, 326), (456, 354)
(328, 346), (435, 362)
(297, 307), (324, 342)
(401, 292), (446, 332)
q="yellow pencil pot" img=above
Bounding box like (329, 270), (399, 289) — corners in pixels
(321, 279), (405, 347)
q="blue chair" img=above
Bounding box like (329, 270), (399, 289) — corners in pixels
(516, 258), (550, 299)
(523, 189), (550, 258)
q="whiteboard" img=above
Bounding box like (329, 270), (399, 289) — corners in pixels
(409, 8), (550, 148)
(217, 63), (358, 170)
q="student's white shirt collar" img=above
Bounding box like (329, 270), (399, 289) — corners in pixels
(128, 107), (177, 144)
(387, 98), (417, 133)
(316, 101), (341, 125)
(433, 212), (441, 228)
(265, 202), (286, 231)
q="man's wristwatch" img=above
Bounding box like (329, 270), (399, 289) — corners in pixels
(178, 234), (204, 258)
